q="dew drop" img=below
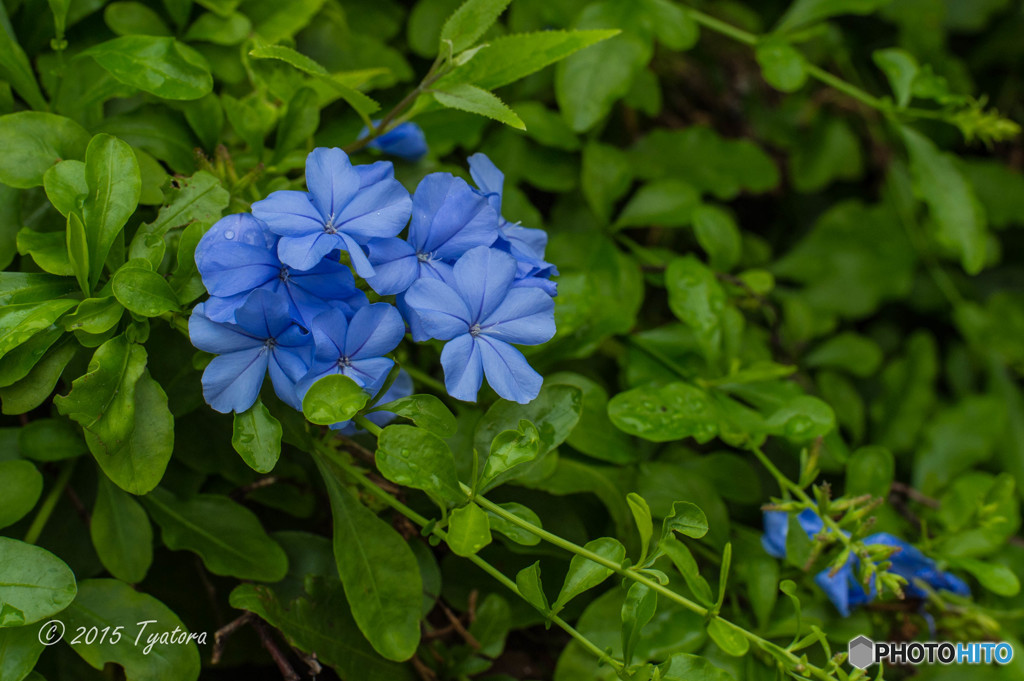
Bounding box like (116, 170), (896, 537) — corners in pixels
(225, 230), (235, 240)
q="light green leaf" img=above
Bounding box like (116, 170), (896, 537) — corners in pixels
(949, 557), (1019, 596)
(706, 618), (749, 656)
(479, 419), (542, 492)
(764, 395), (836, 442)
(515, 561), (549, 612)
(302, 374), (370, 426)
(446, 502), (493, 556)
(775, 0), (891, 33)
(371, 393), (457, 436)
(626, 493), (653, 563)
(440, 0), (511, 54)
(184, 11), (251, 44)
(90, 474), (153, 583)
(665, 256), (727, 364)
(42, 159), (87, 218)
(0, 460), (42, 530)
(144, 487), (288, 581)
(112, 265), (179, 317)
(0, 537), (77, 627)
(661, 536), (713, 604)
(82, 134), (142, 289)
(552, 537), (626, 615)
(433, 83), (524, 129)
(0, 300), (76, 362)
(873, 48), (918, 108)
(661, 501), (710, 540)
(614, 179), (700, 229)
(608, 382), (719, 443)
(231, 400), (282, 474)
(693, 204), (742, 271)
(621, 582), (657, 666)
(313, 454), (422, 661)
(0, 326), (63, 388)
(0, 3), (47, 110)
(486, 502), (542, 546)
(0, 112), (90, 188)
(658, 653), (735, 681)
(84, 36), (213, 100)
(15, 230), (73, 276)
(755, 40), (808, 92)
(63, 579), (200, 681)
(376, 424), (464, 506)
(0, 623), (45, 681)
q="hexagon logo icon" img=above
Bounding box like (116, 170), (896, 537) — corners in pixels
(848, 635), (875, 669)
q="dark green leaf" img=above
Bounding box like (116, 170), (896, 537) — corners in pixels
(614, 179), (700, 229)
(0, 112), (90, 188)
(775, 0), (890, 33)
(376, 424), (464, 506)
(474, 383), (582, 456)
(0, 460), (42, 530)
(665, 256), (727, 364)
(845, 446), (894, 498)
(873, 48), (918, 108)
(0, 4), (47, 110)
(0, 537), (77, 627)
(16, 417), (86, 461)
(104, 2), (172, 36)
(90, 474), (153, 583)
(0, 342), (77, 415)
(84, 36), (214, 100)
(755, 40), (808, 92)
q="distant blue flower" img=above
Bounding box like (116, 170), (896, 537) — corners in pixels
(252, 148), (412, 276)
(295, 303), (405, 403)
(366, 172), (498, 295)
(404, 246), (555, 404)
(196, 213), (366, 326)
(762, 510), (969, 616)
(189, 289), (313, 413)
(361, 121), (428, 162)
(467, 153), (558, 295)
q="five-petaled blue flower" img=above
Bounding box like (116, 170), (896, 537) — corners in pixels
(196, 213), (366, 326)
(189, 289), (313, 413)
(252, 148), (412, 276)
(361, 121), (429, 162)
(404, 246), (555, 404)
(366, 172), (498, 296)
(296, 303), (406, 402)
(762, 510), (969, 616)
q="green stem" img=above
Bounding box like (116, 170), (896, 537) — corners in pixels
(316, 444), (624, 673)
(401, 364), (449, 395)
(353, 414), (383, 437)
(159, 311), (191, 337)
(24, 460), (77, 545)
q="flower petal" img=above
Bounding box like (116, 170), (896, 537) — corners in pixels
(366, 237), (420, 295)
(233, 289), (294, 339)
(252, 190), (325, 236)
(761, 511), (788, 559)
(480, 287), (555, 345)
(345, 303), (405, 359)
(195, 213), (276, 268)
(189, 303), (261, 353)
(410, 173), (499, 259)
(366, 122), (428, 162)
(199, 241), (280, 297)
(269, 345), (312, 410)
(345, 356), (395, 393)
(453, 246), (517, 322)
(336, 161), (412, 241)
(304, 147), (360, 221)
(404, 278), (471, 340)
(309, 307), (349, 364)
(440, 334), (483, 402)
(468, 152), (504, 214)
(476, 336), (543, 404)
(202, 347), (269, 413)
(277, 231), (343, 271)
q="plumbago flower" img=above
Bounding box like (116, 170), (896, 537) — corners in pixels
(252, 148), (412, 275)
(762, 510), (970, 616)
(359, 121), (429, 162)
(404, 246), (556, 403)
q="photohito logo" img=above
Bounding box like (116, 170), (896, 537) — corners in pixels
(848, 636), (1014, 669)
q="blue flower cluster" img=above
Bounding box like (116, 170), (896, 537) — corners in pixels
(189, 147), (557, 415)
(762, 510), (970, 616)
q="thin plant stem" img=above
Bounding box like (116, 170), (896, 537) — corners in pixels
(401, 364), (449, 395)
(24, 460), (77, 545)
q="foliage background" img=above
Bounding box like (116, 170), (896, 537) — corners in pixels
(1, 0), (1023, 680)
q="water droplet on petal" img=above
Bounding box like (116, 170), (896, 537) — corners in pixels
(225, 230), (235, 239)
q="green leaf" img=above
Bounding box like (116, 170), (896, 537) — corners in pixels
(661, 536), (713, 604)
(693, 204), (742, 272)
(16, 229), (73, 276)
(479, 419), (542, 492)
(376, 424), (464, 506)
(16, 417), (86, 461)
(873, 48), (918, 108)
(439, 29), (620, 91)
(0, 623), (45, 681)
(845, 445), (895, 498)
(515, 561), (549, 612)
(184, 11), (251, 44)
(765, 395), (836, 442)
(433, 83), (524, 129)
(706, 618), (749, 656)
(614, 179), (700, 229)
(0, 300), (77, 362)
(791, 117), (864, 193)
(665, 256), (728, 364)
(608, 382), (719, 443)
(63, 297), (124, 335)
(620, 582), (657, 666)
(0, 460), (42, 530)
(439, 0), (510, 54)
(112, 264), (179, 317)
(0, 112), (90, 188)
(485, 502), (542, 546)
(551, 537), (626, 615)
(273, 87), (320, 163)
(627, 493), (653, 563)
(43, 159), (87, 218)
(63, 579), (200, 681)
(90, 474), (153, 583)
(474, 383), (582, 456)
(231, 400), (282, 474)
(313, 454), (422, 661)
(0, 537), (77, 627)
(661, 500), (709, 540)
(805, 331), (883, 377)
(144, 487), (288, 581)
(372, 393), (457, 437)
(581, 141), (633, 225)
(744, 555), (779, 628)
(247, 0), (326, 43)
(83, 134), (142, 288)
(248, 43), (380, 119)
(775, 0), (891, 33)
(755, 40), (808, 92)
(138, 170), (229, 238)
(104, 2), (172, 36)
(658, 653), (735, 681)
(66, 213), (89, 295)
(0, 342), (77, 415)
(901, 125), (987, 275)
(84, 36), (213, 100)
(548, 372), (634, 465)
(446, 502), (493, 556)
(949, 557), (1020, 596)
(0, 326), (63, 388)
(302, 374), (370, 426)
(0, 3), (47, 111)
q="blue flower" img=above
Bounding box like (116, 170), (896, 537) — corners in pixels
(404, 246), (555, 404)
(196, 213), (367, 326)
(361, 121), (428, 162)
(189, 289), (313, 413)
(252, 148), (412, 276)
(761, 510), (970, 616)
(365, 172), (499, 295)
(295, 303), (406, 403)
(468, 153), (558, 296)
